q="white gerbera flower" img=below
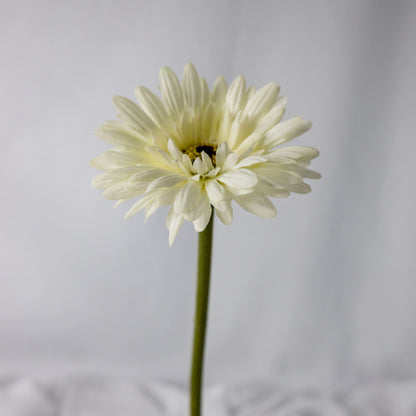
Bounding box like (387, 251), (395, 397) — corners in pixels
(92, 63), (320, 245)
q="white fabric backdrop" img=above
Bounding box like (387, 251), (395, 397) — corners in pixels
(1, 0), (416, 412)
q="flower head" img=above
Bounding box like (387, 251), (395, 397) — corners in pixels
(92, 64), (320, 245)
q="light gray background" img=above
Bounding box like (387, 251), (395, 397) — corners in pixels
(1, 0), (415, 397)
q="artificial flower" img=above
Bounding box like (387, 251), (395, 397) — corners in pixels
(92, 63), (320, 245)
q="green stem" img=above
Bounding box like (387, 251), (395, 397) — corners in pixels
(190, 210), (214, 416)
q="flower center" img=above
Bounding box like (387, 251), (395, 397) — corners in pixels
(184, 144), (218, 165)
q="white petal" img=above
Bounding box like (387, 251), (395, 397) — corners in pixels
(159, 66), (185, 117)
(167, 138), (184, 161)
(145, 146), (175, 168)
(125, 187), (180, 221)
(290, 182), (312, 194)
(95, 123), (147, 149)
(90, 150), (140, 172)
(246, 85), (256, 100)
(189, 190), (210, 221)
(257, 176), (291, 198)
(206, 167), (221, 178)
(221, 152), (239, 171)
(128, 168), (169, 184)
(201, 151), (214, 171)
(124, 192), (158, 219)
(216, 109), (233, 143)
(234, 156), (267, 169)
(215, 200), (233, 225)
(299, 168), (321, 179)
(193, 203), (212, 232)
(192, 157), (207, 175)
(167, 208), (184, 246)
(112, 96), (156, 135)
(275, 95), (288, 107)
(200, 103), (216, 141)
(173, 181), (201, 215)
(263, 117), (312, 148)
(223, 187), (253, 196)
(179, 110), (197, 147)
(92, 173), (118, 189)
(200, 78), (210, 109)
(103, 181), (146, 200)
(215, 142), (228, 168)
(253, 163), (303, 185)
(145, 200), (161, 220)
(210, 76), (227, 105)
(235, 192), (277, 218)
(158, 185), (182, 206)
(114, 199), (127, 208)
(179, 154), (192, 173)
(182, 63), (201, 111)
(146, 174), (186, 192)
(228, 112), (254, 149)
(142, 187), (181, 221)
(254, 100), (286, 133)
(234, 131), (262, 155)
(172, 182), (209, 222)
(92, 167), (142, 189)
(270, 146), (319, 161)
(243, 83), (279, 121)
(218, 169), (258, 189)
(205, 180), (226, 203)
(226, 76), (246, 117)
(134, 86), (169, 129)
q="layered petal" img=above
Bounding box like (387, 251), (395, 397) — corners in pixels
(92, 64), (320, 244)
(234, 192), (277, 219)
(113, 96), (156, 135)
(159, 66), (185, 118)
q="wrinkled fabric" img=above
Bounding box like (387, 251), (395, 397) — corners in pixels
(1, 378), (416, 416)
